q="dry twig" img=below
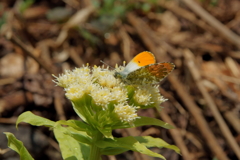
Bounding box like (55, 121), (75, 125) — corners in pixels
(6, 34), (56, 74)
(158, 109), (194, 160)
(184, 49), (240, 159)
(182, 0), (240, 49)
(168, 74), (229, 160)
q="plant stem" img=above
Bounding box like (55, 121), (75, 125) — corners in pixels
(88, 131), (103, 160)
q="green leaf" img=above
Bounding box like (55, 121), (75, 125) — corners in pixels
(100, 147), (128, 155)
(71, 96), (98, 125)
(134, 117), (174, 129)
(135, 136), (180, 154)
(71, 101), (88, 122)
(66, 131), (92, 145)
(60, 125), (92, 145)
(0, 12), (6, 29)
(19, 0), (35, 13)
(142, 3), (151, 12)
(210, 0), (219, 6)
(97, 126), (113, 139)
(78, 27), (100, 45)
(4, 132), (34, 160)
(16, 111), (55, 129)
(57, 120), (92, 132)
(101, 136), (180, 156)
(97, 136), (166, 159)
(54, 125), (90, 160)
(112, 116), (174, 129)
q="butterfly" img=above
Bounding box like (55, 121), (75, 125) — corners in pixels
(115, 51), (175, 84)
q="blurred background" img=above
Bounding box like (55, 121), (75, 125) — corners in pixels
(0, 0), (240, 160)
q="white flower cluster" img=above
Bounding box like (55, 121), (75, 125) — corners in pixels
(53, 64), (166, 123)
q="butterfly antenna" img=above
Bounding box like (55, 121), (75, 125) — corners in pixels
(100, 60), (115, 69)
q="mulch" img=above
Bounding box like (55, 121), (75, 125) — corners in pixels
(0, 0), (240, 160)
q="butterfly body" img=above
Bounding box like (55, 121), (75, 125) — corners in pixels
(115, 51), (174, 84)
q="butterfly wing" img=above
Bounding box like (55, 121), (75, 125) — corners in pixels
(131, 51), (156, 67)
(125, 62), (175, 84)
(119, 51), (156, 78)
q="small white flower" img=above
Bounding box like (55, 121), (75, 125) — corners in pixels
(110, 86), (128, 103)
(65, 84), (86, 101)
(114, 103), (139, 122)
(98, 74), (120, 88)
(149, 85), (167, 108)
(134, 85), (152, 106)
(90, 86), (112, 108)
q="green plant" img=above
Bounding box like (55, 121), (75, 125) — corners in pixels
(19, 0), (35, 13)
(5, 64), (180, 160)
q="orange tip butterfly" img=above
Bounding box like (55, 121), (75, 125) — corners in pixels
(115, 51), (175, 84)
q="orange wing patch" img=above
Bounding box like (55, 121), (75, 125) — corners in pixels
(147, 63), (175, 79)
(132, 51), (156, 67)
(125, 62), (175, 84)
